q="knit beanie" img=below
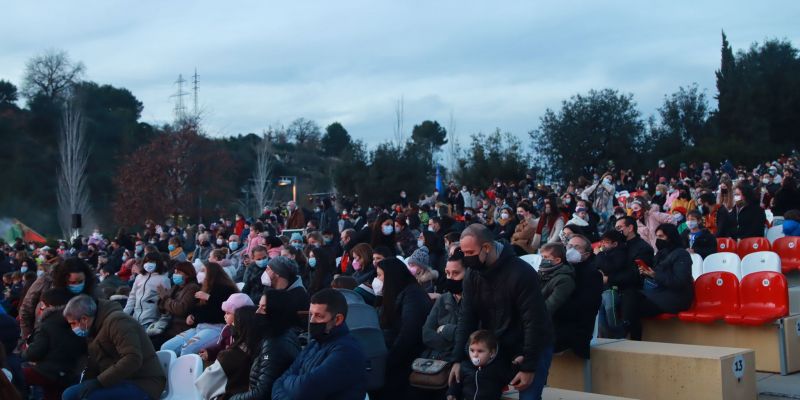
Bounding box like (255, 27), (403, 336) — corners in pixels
(267, 256), (298, 282)
(407, 246), (430, 269)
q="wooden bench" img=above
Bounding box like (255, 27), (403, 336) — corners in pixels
(590, 340), (755, 400)
(642, 314), (800, 374)
(501, 387), (636, 399)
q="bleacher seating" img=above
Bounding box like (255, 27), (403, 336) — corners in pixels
(678, 271), (740, 323)
(156, 350), (177, 399)
(737, 237), (770, 259)
(766, 226), (785, 245)
(773, 236), (800, 273)
(703, 252), (742, 280)
(740, 251), (781, 277)
(717, 237), (737, 253)
(690, 253), (703, 280)
(724, 272), (789, 326)
(165, 354), (203, 400)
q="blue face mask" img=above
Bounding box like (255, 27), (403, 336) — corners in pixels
(255, 259), (268, 268)
(135, 245), (143, 253)
(20, 266), (28, 273)
(168, 245), (176, 252)
(72, 326), (88, 337)
(229, 242), (239, 251)
(37, 270), (45, 278)
(308, 257), (317, 268)
(172, 274), (185, 286)
(68, 282), (85, 294)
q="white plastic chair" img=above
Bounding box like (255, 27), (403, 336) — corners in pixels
(766, 226), (785, 245)
(740, 251), (782, 277)
(236, 282), (245, 291)
(702, 252), (742, 280)
(164, 354), (203, 400)
(156, 350), (176, 399)
(690, 253), (703, 281)
(520, 254), (542, 271)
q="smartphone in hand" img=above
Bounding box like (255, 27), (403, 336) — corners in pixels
(635, 259), (653, 273)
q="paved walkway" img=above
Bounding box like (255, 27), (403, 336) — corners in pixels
(758, 372), (800, 399)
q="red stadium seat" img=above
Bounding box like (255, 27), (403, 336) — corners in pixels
(724, 272), (788, 326)
(678, 272), (740, 323)
(737, 237), (770, 258)
(717, 237), (737, 253)
(772, 236), (800, 273)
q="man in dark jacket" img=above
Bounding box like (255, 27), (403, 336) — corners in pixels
(265, 256), (310, 330)
(555, 235), (603, 359)
(272, 289), (367, 400)
(23, 288), (86, 400)
(450, 224), (554, 400)
(62, 295), (166, 400)
(614, 217), (654, 336)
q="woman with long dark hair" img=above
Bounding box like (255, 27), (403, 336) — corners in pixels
(306, 247), (336, 296)
(628, 224), (693, 340)
(160, 262), (238, 356)
(370, 214), (397, 256)
(371, 258), (431, 400)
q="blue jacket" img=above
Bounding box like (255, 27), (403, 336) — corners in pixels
(272, 323), (366, 400)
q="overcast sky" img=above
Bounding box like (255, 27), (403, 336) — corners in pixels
(1, 1), (798, 147)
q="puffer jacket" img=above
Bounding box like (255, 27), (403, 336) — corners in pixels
(23, 305), (87, 385)
(272, 323), (366, 400)
(85, 300), (166, 400)
(157, 281), (200, 338)
(230, 330), (300, 400)
(421, 291), (461, 360)
(642, 246), (694, 313)
(454, 243), (554, 373)
(124, 272), (171, 328)
(539, 263), (576, 317)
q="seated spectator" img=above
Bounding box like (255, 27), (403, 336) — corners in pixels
(265, 236), (284, 260)
(161, 262), (239, 356)
(97, 264), (125, 297)
(109, 286), (130, 308)
(22, 288), (86, 400)
(669, 185), (697, 214)
(272, 289), (366, 400)
(556, 235), (603, 358)
(241, 246), (269, 303)
(630, 198), (674, 250)
(510, 201), (536, 255)
(227, 234), (245, 281)
(372, 257), (432, 400)
(772, 176), (800, 217)
(558, 223), (586, 244)
(200, 293), (254, 364)
(492, 206), (518, 242)
(155, 261), (200, 345)
(167, 237), (186, 262)
(697, 192), (727, 236)
(330, 275), (358, 290)
(62, 295), (166, 400)
(538, 243), (575, 317)
(394, 217), (418, 257)
(595, 230), (638, 338)
(230, 289), (300, 400)
(353, 246), (391, 306)
(280, 245), (309, 287)
(671, 206), (688, 235)
(407, 246), (438, 293)
(124, 253), (170, 332)
(307, 247), (336, 296)
(209, 305), (257, 398)
(531, 199), (567, 253)
(263, 256), (310, 330)
(209, 249), (236, 279)
(629, 224), (694, 340)
(730, 183), (767, 239)
(349, 243), (376, 284)
(681, 210), (717, 259)
(447, 330), (505, 400)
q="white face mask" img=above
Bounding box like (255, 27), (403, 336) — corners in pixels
(196, 272), (206, 284)
(216, 238), (224, 246)
(371, 277), (384, 296)
(500, 213), (509, 220)
(734, 194), (743, 203)
(261, 270), (271, 287)
(566, 248), (582, 264)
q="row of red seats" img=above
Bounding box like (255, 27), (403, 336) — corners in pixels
(655, 271), (788, 326)
(717, 236), (800, 273)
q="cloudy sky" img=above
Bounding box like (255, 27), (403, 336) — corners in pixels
(1, 1), (798, 147)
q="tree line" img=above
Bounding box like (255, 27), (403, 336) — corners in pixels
(0, 32), (797, 236)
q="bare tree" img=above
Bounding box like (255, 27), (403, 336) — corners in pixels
(57, 95), (93, 239)
(394, 95), (405, 145)
(251, 135), (274, 216)
(447, 110), (459, 176)
(287, 118), (321, 147)
(21, 49), (85, 101)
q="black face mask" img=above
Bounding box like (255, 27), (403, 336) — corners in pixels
(442, 278), (463, 295)
(462, 252), (486, 272)
(655, 239), (669, 252)
(308, 321), (332, 342)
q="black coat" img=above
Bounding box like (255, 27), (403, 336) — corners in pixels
(715, 206), (736, 238)
(193, 284), (238, 325)
(732, 203), (766, 239)
(229, 331), (300, 400)
(772, 187), (800, 217)
(382, 284), (432, 372)
(455, 244), (554, 373)
(642, 247), (694, 313)
(553, 255), (604, 359)
(681, 229), (717, 259)
(625, 236), (654, 289)
(448, 359), (507, 400)
(595, 244), (639, 290)
(23, 306), (87, 384)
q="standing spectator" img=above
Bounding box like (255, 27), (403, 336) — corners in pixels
(450, 224), (554, 400)
(581, 172), (616, 223)
(285, 201), (306, 230)
(61, 295), (166, 400)
(629, 199), (674, 250)
(556, 235), (603, 358)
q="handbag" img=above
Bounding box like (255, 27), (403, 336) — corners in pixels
(409, 358), (451, 390)
(194, 360), (227, 400)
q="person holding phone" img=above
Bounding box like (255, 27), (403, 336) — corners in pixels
(628, 224), (694, 341)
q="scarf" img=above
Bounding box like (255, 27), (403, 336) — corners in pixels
(537, 261), (562, 281)
(169, 246), (183, 259)
(536, 214), (558, 235)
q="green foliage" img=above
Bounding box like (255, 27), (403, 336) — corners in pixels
(0, 80), (18, 107)
(321, 122), (351, 156)
(411, 120), (448, 149)
(531, 89), (646, 181)
(455, 129), (530, 189)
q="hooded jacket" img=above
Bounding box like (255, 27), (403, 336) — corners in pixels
(85, 300), (166, 400)
(124, 272), (171, 328)
(539, 263), (576, 317)
(23, 305), (87, 384)
(421, 291), (461, 360)
(157, 281), (200, 337)
(454, 243), (554, 373)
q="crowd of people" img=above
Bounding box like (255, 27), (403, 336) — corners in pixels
(0, 154), (799, 400)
